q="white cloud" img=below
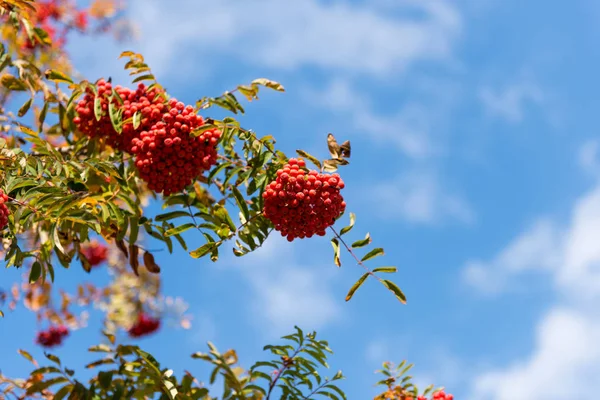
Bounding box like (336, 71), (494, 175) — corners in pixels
(231, 236), (342, 336)
(465, 182), (600, 399)
(470, 308), (600, 400)
(370, 169), (475, 225)
(479, 82), (544, 123)
(306, 78), (436, 158)
(578, 139), (600, 177)
(463, 185), (600, 300)
(188, 313), (218, 345)
(462, 219), (562, 294)
(125, 0), (461, 78)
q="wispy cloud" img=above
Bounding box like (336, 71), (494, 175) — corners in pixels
(465, 180), (600, 399)
(578, 139), (600, 177)
(304, 78), (437, 158)
(479, 82), (544, 123)
(462, 219), (562, 294)
(230, 237), (342, 336)
(126, 0), (461, 78)
(369, 169), (475, 225)
(470, 307), (600, 400)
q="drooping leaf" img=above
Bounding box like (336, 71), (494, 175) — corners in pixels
(330, 238), (341, 267)
(29, 261), (42, 283)
(382, 279), (407, 304)
(351, 233), (371, 248)
(345, 273), (369, 301)
(18, 349), (38, 366)
(18, 97), (33, 117)
(340, 212), (355, 235)
(143, 251), (161, 273)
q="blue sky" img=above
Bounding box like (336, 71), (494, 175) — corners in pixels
(3, 0), (600, 398)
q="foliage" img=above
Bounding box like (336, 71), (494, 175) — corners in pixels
(0, 1), (453, 399)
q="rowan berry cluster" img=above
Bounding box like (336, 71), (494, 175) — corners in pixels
(73, 79), (165, 152)
(262, 158), (346, 241)
(131, 99), (221, 195)
(80, 240), (108, 267)
(35, 325), (69, 348)
(73, 80), (221, 195)
(411, 391), (453, 400)
(430, 391), (453, 400)
(128, 313), (161, 338)
(0, 190), (9, 230)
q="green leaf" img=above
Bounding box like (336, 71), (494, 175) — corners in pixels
(0, 74), (27, 91)
(44, 69), (73, 84)
(155, 210), (190, 221)
(232, 186), (250, 221)
(361, 248), (384, 262)
(163, 379), (178, 400)
(345, 273), (369, 301)
(26, 377), (69, 395)
(133, 110), (141, 130)
(330, 238), (341, 267)
(18, 97), (33, 117)
(382, 279), (407, 304)
(18, 349), (37, 365)
(340, 212), (355, 235)
(29, 261), (42, 283)
(53, 384), (73, 400)
(351, 233), (371, 248)
(190, 242), (216, 259)
(296, 150), (322, 170)
(38, 101), (49, 129)
(165, 223), (196, 237)
(45, 352), (61, 366)
(372, 266), (397, 274)
(98, 371), (113, 389)
(214, 205), (236, 231)
(94, 94), (102, 121)
(132, 74), (155, 83)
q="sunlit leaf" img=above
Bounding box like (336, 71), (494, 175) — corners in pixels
(361, 248), (384, 262)
(382, 279), (407, 304)
(345, 273), (369, 301)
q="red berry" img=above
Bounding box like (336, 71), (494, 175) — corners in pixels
(128, 313), (161, 338)
(35, 325), (69, 348)
(0, 189), (10, 230)
(80, 240), (108, 267)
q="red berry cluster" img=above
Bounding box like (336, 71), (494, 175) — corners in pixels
(414, 391), (453, 400)
(35, 325), (69, 348)
(131, 99), (220, 195)
(263, 158), (346, 241)
(73, 79), (166, 152)
(431, 391), (453, 400)
(74, 80), (221, 195)
(0, 190), (9, 230)
(81, 240), (108, 267)
(128, 313), (161, 338)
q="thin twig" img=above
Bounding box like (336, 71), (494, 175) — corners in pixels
(328, 226), (384, 284)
